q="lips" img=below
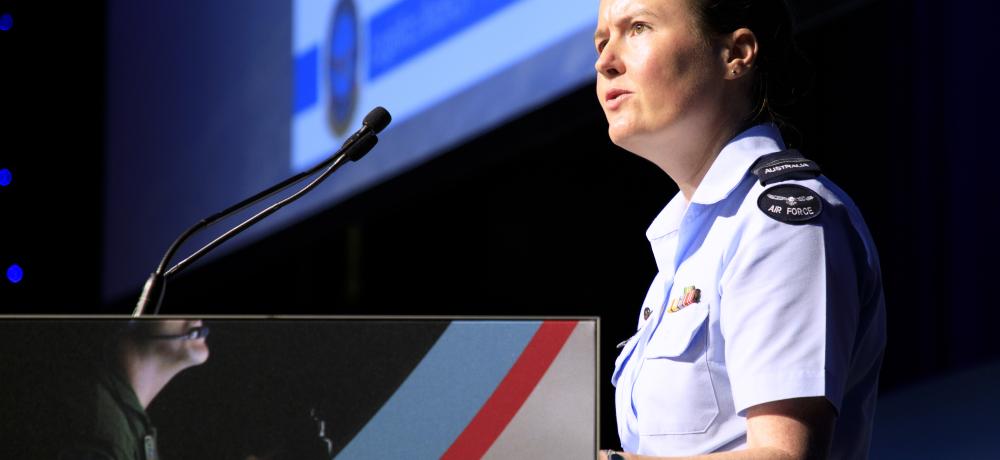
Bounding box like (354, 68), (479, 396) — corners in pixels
(604, 89), (632, 110)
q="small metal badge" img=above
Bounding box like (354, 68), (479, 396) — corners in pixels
(144, 435), (159, 460)
(757, 184), (823, 224)
(643, 307), (652, 320)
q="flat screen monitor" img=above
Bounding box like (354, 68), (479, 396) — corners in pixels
(1, 316), (598, 459)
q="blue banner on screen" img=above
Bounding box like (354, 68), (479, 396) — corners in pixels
(103, 0), (597, 302)
(367, 0), (519, 79)
(292, 0), (598, 171)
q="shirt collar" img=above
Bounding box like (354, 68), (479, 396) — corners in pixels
(101, 358), (155, 430)
(689, 123), (785, 205)
(645, 191), (686, 241)
(645, 124), (785, 240)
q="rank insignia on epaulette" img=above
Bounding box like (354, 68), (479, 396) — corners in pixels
(667, 286), (701, 313)
(757, 184), (823, 224)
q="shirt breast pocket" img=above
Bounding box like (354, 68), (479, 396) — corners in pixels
(634, 303), (719, 435)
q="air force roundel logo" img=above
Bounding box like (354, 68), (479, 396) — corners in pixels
(327, 0), (359, 136)
(757, 184), (823, 224)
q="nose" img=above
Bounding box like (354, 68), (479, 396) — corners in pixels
(595, 40), (623, 78)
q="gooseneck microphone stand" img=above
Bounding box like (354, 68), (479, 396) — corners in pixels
(133, 107), (391, 317)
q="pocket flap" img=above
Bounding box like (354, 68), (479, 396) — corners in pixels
(644, 304), (709, 359)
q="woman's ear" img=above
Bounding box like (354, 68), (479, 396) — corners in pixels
(723, 27), (759, 79)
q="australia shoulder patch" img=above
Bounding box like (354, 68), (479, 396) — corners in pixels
(757, 184), (822, 224)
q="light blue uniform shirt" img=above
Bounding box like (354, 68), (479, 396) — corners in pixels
(612, 124), (886, 458)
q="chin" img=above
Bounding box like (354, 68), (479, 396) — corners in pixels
(606, 123), (630, 145)
(607, 126), (642, 153)
(178, 341), (210, 367)
(189, 343), (210, 364)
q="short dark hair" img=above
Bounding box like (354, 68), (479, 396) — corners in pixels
(692, 0), (810, 131)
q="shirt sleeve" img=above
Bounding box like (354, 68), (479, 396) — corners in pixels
(719, 190), (862, 416)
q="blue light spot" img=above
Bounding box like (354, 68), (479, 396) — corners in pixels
(0, 168), (12, 187)
(0, 14), (12, 32)
(7, 264), (23, 284)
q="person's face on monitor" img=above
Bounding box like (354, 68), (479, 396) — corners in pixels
(594, 0), (726, 154)
(142, 319), (210, 368)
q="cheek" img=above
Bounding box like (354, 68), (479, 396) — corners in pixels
(647, 47), (717, 116)
(646, 51), (690, 99)
(595, 78), (607, 106)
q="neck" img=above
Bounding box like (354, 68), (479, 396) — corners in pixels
(646, 118), (740, 201)
(630, 94), (750, 201)
(120, 346), (185, 409)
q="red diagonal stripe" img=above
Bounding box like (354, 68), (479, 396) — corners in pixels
(440, 320), (578, 460)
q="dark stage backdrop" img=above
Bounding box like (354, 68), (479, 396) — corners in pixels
(3, 0), (1000, 455)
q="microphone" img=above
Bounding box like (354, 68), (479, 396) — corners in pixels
(132, 107), (391, 317)
(342, 107), (391, 161)
(146, 325), (211, 341)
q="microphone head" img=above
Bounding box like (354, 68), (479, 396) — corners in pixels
(363, 106), (392, 134)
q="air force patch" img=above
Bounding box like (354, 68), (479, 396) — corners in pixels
(757, 184), (822, 224)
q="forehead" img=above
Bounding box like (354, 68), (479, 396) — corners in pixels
(597, 0), (690, 23)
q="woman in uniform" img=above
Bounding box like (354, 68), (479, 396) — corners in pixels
(593, 0), (886, 458)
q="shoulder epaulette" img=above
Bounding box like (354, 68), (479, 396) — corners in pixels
(751, 150), (823, 224)
(749, 149), (821, 186)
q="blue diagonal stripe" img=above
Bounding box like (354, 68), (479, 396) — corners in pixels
(334, 320), (541, 459)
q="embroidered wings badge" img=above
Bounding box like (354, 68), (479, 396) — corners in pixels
(757, 184), (823, 224)
(766, 193), (814, 207)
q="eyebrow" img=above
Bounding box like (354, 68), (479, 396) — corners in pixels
(594, 7), (661, 42)
(627, 8), (661, 20)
